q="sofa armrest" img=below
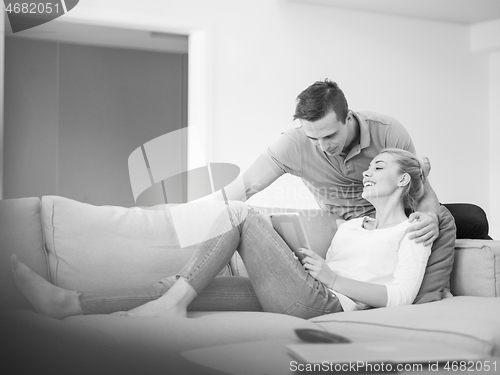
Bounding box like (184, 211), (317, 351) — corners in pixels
(450, 239), (500, 297)
(0, 197), (48, 310)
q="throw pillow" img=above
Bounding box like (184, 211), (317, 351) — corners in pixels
(41, 196), (231, 294)
(413, 205), (456, 304)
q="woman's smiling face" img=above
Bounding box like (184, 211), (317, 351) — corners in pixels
(361, 153), (406, 202)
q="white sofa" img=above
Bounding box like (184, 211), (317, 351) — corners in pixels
(1, 196), (499, 375)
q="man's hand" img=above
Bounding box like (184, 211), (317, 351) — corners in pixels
(408, 211), (439, 247)
(300, 248), (337, 288)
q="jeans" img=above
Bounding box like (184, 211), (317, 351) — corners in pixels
(80, 202), (343, 319)
(80, 276), (262, 314)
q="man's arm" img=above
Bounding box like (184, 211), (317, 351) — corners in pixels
(408, 179), (440, 246)
(212, 152), (285, 201)
(385, 118), (440, 246)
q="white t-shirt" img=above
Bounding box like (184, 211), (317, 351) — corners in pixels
(326, 217), (431, 312)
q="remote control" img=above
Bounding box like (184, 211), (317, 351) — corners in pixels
(294, 328), (351, 343)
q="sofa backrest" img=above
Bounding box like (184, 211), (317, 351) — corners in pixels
(40, 196), (233, 294)
(451, 239), (500, 297)
(0, 197), (49, 310)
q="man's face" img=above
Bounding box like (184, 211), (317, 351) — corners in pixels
(301, 111), (348, 156)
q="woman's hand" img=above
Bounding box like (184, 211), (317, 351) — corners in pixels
(301, 248), (389, 307)
(300, 248), (337, 288)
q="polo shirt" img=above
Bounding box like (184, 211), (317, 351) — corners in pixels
(267, 111), (415, 219)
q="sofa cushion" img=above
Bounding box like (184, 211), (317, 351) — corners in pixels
(311, 296), (500, 357)
(0, 197), (48, 310)
(451, 239), (500, 297)
(0, 309), (132, 375)
(63, 310), (320, 374)
(413, 205), (456, 304)
(41, 196), (231, 293)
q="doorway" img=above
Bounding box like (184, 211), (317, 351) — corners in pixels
(3, 23), (188, 207)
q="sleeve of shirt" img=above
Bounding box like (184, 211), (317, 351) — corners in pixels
(266, 129), (303, 176)
(386, 118), (416, 154)
(385, 234), (431, 307)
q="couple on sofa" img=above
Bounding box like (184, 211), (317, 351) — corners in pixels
(10, 79), (476, 319)
(13, 147), (432, 320)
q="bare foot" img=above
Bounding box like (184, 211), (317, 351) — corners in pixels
(118, 298), (188, 318)
(117, 278), (196, 318)
(11, 254), (81, 319)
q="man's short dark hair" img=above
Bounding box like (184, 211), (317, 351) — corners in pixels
(293, 79), (349, 123)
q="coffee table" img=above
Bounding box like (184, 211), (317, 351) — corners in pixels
(182, 338), (499, 375)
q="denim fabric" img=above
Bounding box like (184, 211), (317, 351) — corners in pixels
(80, 275), (262, 314)
(237, 205), (343, 319)
(80, 202), (342, 319)
(178, 202), (342, 319)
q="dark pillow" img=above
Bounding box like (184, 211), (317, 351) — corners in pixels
(413, 205), (456, 304)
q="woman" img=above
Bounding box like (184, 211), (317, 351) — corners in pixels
(11, 148), (432, 320)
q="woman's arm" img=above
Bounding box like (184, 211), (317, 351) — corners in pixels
(300, 248), (388, 307)
(384, 235), (431, 306)
(300, 236), (431, 308)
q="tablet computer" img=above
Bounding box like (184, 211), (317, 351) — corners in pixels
(269, 213), (311, 261)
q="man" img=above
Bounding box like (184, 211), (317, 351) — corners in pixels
(218, 79), (489, 241)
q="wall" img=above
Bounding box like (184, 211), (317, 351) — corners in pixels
(4, 37), (187, 206)
(487, 51), (500, 239)
(4, 38), (59, 200)
(213, 2), (490, 213)
(5, 0), (498, 234)
(0, 14), (4, 200)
